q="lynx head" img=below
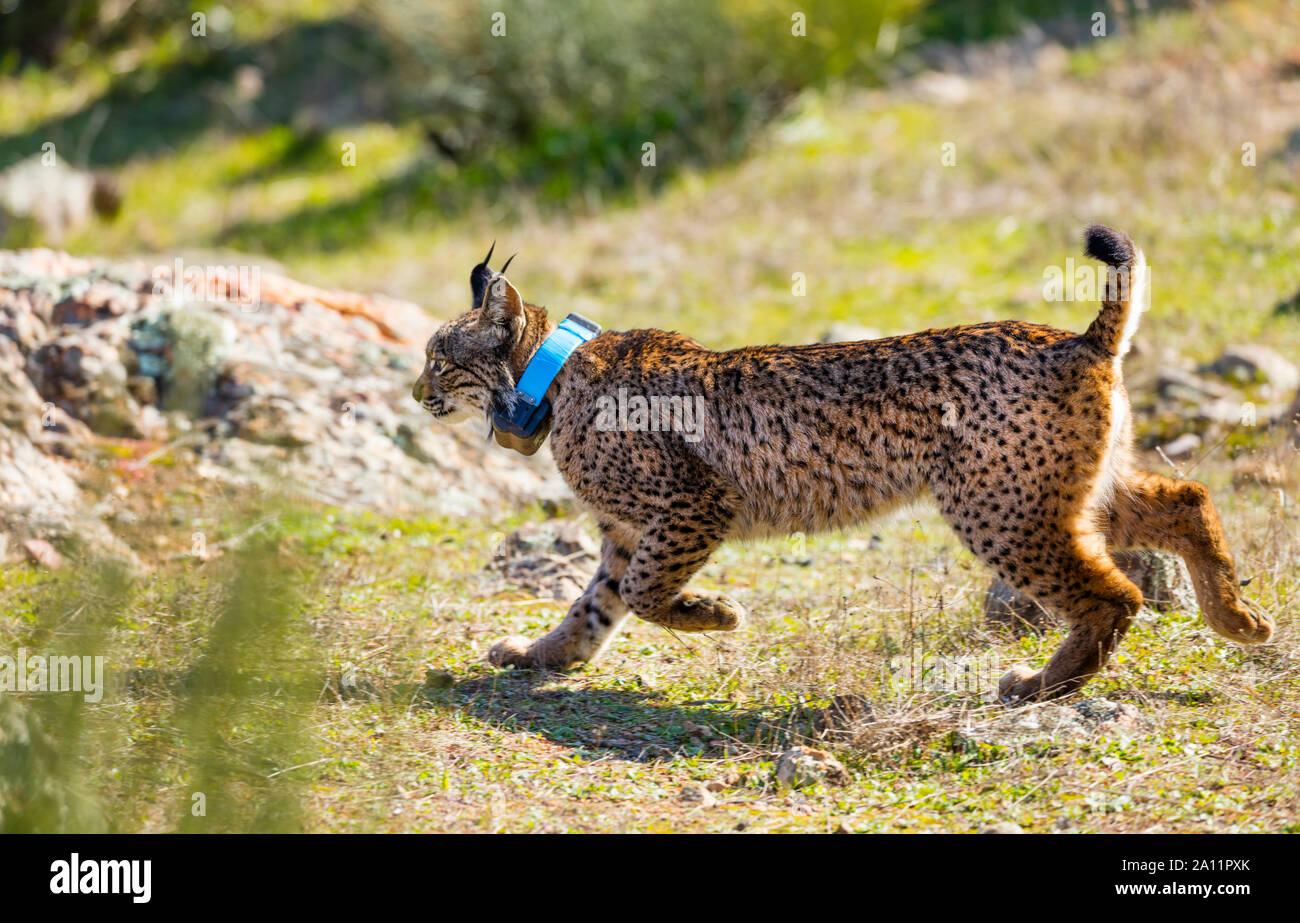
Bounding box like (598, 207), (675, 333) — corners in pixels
(412, 244), (543, 425)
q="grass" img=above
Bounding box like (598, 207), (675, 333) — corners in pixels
(1, 0), (1299, 832)
(1, 447), (1296, 833)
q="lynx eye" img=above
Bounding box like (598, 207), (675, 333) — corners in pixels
(430, 358), (447, 374)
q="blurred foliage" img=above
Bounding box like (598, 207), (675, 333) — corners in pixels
(0, 0), (193, 67)
(172, 536), (318, 833)
(920, 0), (1110, 41)
(0, 523), (320, 833)
(0, 0), (1108, 222)
(365, 0), (922, 201)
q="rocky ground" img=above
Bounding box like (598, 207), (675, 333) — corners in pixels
(0, 249), (564, 567)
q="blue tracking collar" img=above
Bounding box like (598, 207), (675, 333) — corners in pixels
(492, 313), (601, 440)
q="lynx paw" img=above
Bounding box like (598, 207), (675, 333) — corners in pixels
(998, 665), (1046, 704)
(487, 635), (576, 672)
(1207, 599), (1274, 644)
(653, 591), (745, 632)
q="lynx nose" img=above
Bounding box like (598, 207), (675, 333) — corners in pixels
(411, 378), (427, 403)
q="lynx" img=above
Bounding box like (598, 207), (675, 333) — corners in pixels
(412, 227), (1272, 701)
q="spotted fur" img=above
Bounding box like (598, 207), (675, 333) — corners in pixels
(413, 226), (1272, 702)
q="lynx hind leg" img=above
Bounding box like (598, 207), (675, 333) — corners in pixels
(935, 478), (1142, 701)
(1104, 471), (1272, 642)
(992, 543), (1143, 702)
(488, 538), (631, 671)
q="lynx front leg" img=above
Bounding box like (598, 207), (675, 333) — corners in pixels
(620, 500), (744, 633)
(488, 538), (631, 671)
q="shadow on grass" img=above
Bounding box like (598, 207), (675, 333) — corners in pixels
(412, 670), (807, 764)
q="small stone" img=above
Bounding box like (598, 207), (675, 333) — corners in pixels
(1155, 368), (1233, 402)
(22, 537), (62, 569)
(1160, 432), (1202, 460)
(1074, 698), (1145, 734)
(683, 720), (715, 739)
(774, 745), (850, 789)
(1200, 345), (1299, 393)
(1190, 399), (1286, 426)
(1233, 458), (1289, 489)
(980, 821), (1025, 834)
(679, 784), (716, 807)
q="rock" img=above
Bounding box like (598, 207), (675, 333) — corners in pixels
(678, 784), (716, 807)
(682, 720), (716, 740)
(819, 323), (882, 344)
(0, 248), (569, 560)
(1073, 698), (1143, 733)
(0, 425), (133, 564)
(0, 155), (120, 244)
(1190, 398), (1286, 427)
(490, 519), (600, 600)
(1232, 457), (1290, 489)
(774, 746), (850, 789)
(980, 821), (1025, 834)
(960, 698), (1145, 749)
(1200, 345), (1300, 395)
(987, 550), (1196, 633)
(1155, 368), (1233, 403)
(912, 72), (972, 105)
(1118, 551), (1198, 612)
(21, 538), (62, 569)
(1159, 432), (1202, 460)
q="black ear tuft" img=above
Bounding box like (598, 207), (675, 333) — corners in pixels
(470, 241), (496, 309)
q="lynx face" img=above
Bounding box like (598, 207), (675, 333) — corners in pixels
(412, 249), (537, 427)
(412, 316), (505, 425)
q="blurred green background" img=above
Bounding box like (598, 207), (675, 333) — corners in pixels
(2, 0), (1295, 359)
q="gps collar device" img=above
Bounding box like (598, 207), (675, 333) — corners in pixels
(490, 312), (601, 455)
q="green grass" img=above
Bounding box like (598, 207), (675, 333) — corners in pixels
(2, 455), (1296, 832)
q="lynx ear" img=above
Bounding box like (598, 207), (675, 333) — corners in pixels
(479, 274), (525, 341)
(470, 241), (495, 310)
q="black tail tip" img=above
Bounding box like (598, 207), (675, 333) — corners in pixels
(1083, 224), (1135, 267)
